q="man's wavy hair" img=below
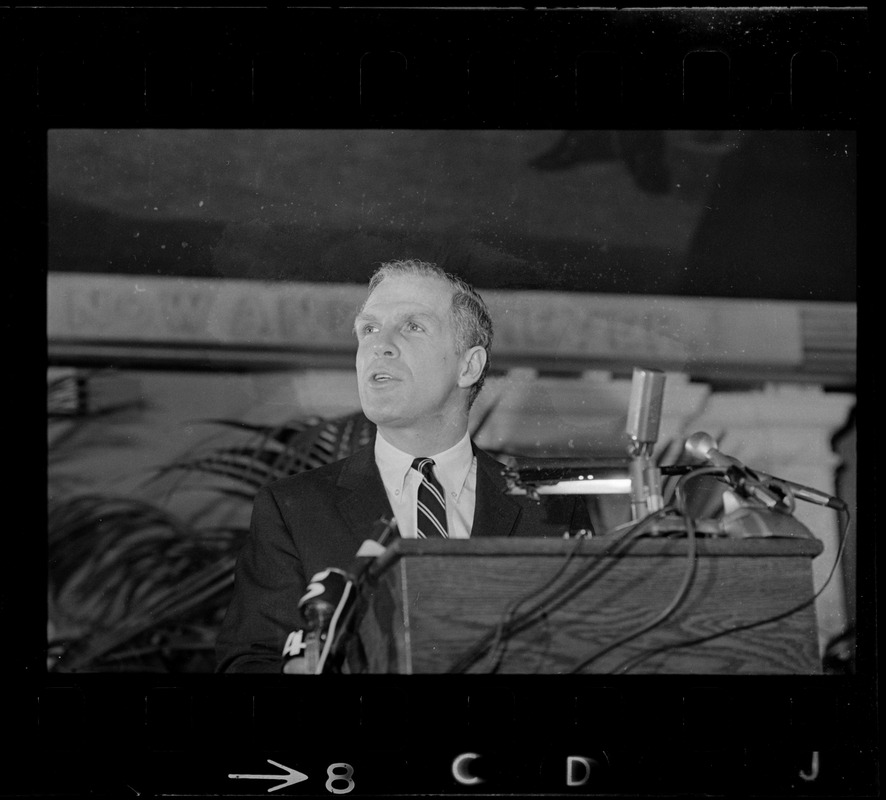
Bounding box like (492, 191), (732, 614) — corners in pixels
(361, 259), (493, 408)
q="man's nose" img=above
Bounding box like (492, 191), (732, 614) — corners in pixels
(372, 331), (399, 357)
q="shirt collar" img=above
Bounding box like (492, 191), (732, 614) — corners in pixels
(375, 430), (474, 498)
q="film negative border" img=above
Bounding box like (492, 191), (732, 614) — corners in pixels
(7, 7), (868, 128)
(5, 6), (872, 800)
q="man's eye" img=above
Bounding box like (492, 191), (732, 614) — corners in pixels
(406, 322), (424, 332)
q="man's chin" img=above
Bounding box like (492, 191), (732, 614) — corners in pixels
(360, 402), (402, 428)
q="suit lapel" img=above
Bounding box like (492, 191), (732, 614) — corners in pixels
(336, 444), (397, 541)
(471, 444), (522, 538)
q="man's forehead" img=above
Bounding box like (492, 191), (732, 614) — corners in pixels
(361, 274), (454, 314)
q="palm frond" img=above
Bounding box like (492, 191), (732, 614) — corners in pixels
(48, 409), (378, 673)
(57, 557), (236, 672)
(157, 411), (376, 492)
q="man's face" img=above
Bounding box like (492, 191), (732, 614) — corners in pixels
(355, 273), (472, 434)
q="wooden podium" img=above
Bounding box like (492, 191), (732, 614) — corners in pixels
(353, 536), (824, 675)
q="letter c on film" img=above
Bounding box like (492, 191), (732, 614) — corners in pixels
(452, 753), (483, 785)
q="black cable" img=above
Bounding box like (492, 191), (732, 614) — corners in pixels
(481, 515), (671, 673)
(445, 529), (594, 674)
(565, 466), (720, 674)
(481, 511), (673, 673)
(611, 505), (852, 674)
(479, 531), (589, 674)
(446, 506), (674, 674)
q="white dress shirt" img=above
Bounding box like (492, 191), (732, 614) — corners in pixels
(374, 431), (477, 539)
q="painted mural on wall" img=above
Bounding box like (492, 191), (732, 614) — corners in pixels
(47, 129), (856, 301)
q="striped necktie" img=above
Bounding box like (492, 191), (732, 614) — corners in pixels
(412, 457), (449, 538)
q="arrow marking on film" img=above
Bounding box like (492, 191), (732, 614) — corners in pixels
(228, 759), (309, 792)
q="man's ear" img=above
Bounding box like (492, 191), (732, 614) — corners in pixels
(458, 346), (487, 389)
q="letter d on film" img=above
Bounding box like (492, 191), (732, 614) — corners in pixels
(566, 756), (594, 787)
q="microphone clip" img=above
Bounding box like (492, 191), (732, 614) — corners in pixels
(629, 453), (664, 519)
(722, 464), (791, 512)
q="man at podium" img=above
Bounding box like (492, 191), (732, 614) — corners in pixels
(215, 259), (592, 673)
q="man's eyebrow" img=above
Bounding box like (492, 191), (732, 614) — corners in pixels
(405, 311), (436, 323)
(354, 310), (437, 325)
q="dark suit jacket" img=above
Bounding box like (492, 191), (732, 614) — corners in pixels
(215, 439), (592, 673)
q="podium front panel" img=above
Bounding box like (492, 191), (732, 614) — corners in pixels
(356, 537), (824, 675)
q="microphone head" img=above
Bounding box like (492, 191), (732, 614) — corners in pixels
(684, 431), (717, 461)
(298, 567), (351, 631)
(625, 367), (666, 444)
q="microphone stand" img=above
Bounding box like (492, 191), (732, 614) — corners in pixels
(319, 517), (399, 674)
(629, 439), (664, 521)
(625, 367), (666, 521)
(284, 517), (398, 675)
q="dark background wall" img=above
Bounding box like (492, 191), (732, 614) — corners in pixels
(48, 129), (856, 301)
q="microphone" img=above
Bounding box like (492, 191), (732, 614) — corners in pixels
(625, 367), (666, 519)
(283, 516), (398, 674)
(626, 367), (666, 450)
(684, 431), (847, 511)
(282, 628), (321, 674)
(298, 567), (354, 635)
(282, 568), (354, 674)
